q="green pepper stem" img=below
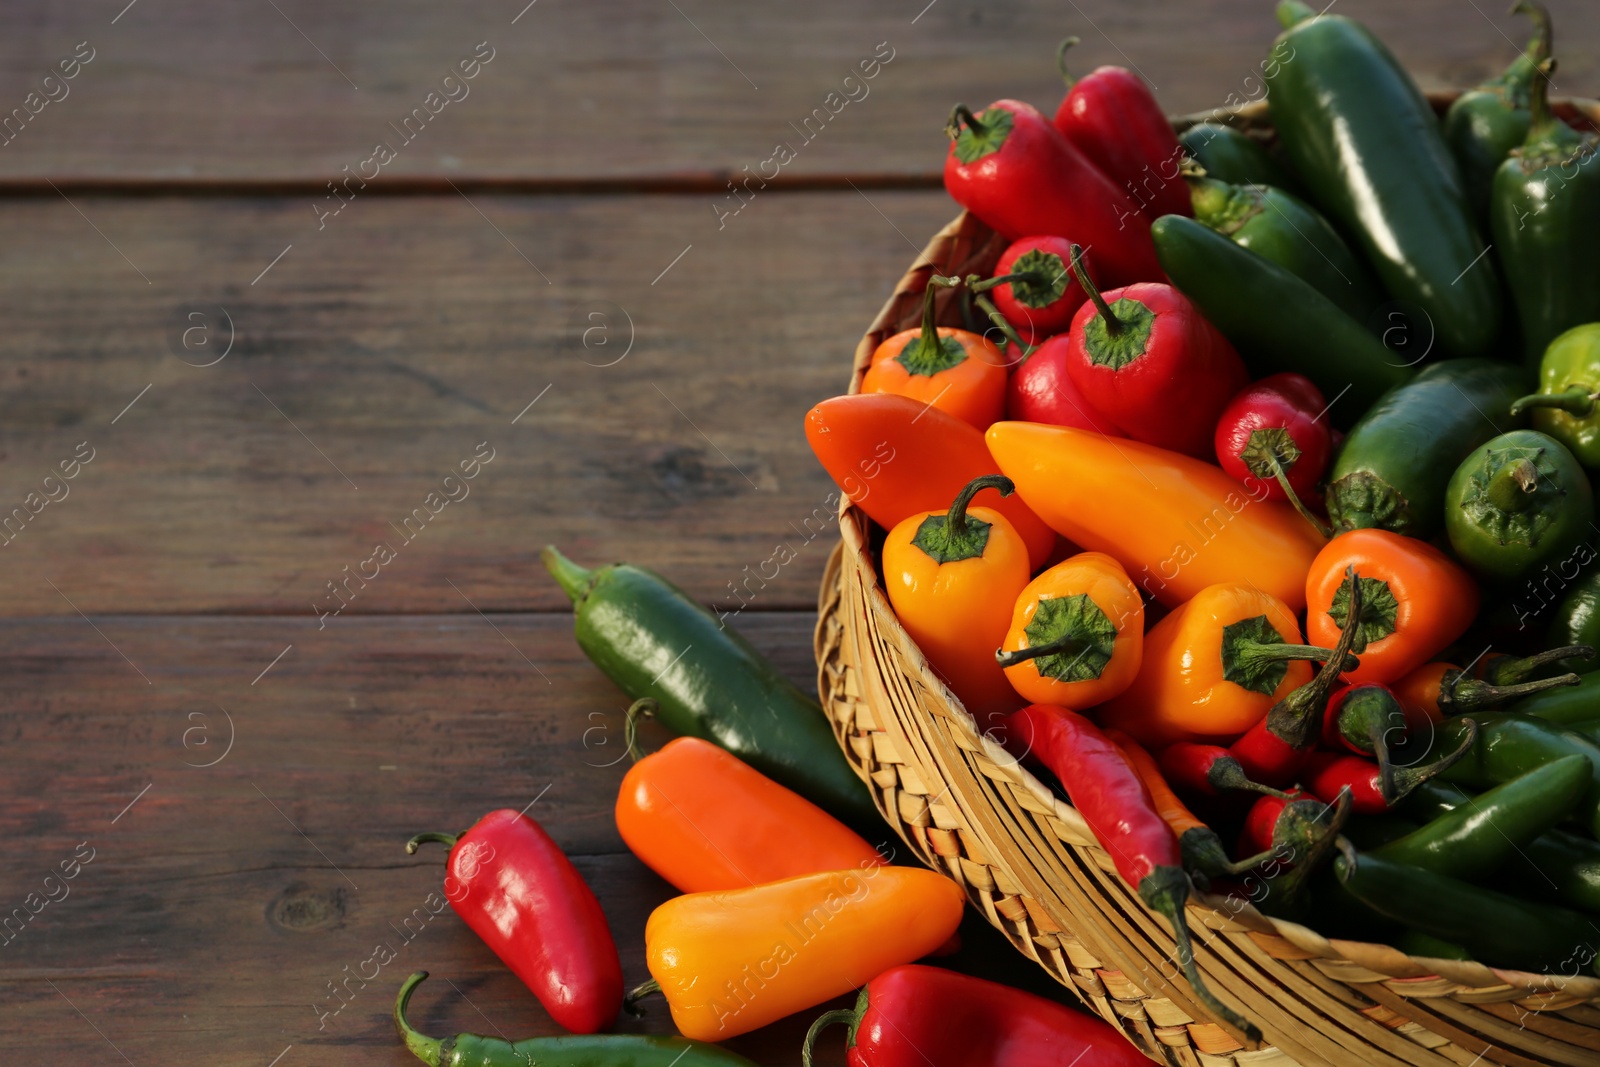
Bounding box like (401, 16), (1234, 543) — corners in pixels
(1513, 1), (1553, 66)
(1267, 457), (1333, 540)
(943, 474), (1013, 541)
(1230, 640), (1350, 673)
(1207, 756), (1294, 798)
(623, 978), (661, 1017)
(1510, 386), (1598, 418)
(801, 1008), (861, 1067)
(1066, 244), (1123, 337)
(912, 277), (944, 368)
(1140, 866), (1260, 1042)
(970, 289), (1035, 359)
(624, 697), (658, 762)
(394, 972), (446, 1067)
(1056, 36), (1080, 87)
(945, 103), (985, 141)
(405, 832), (460, 856)
(1528, 56), (1557, 133)
(542, 545), (594, 605)
(1266, 568), (1364, 749)
(1443, 670), (1580, 713)
(996, 633), (1087, 669)
(1486, 457), (1541, 513)
(1266, 788), (1352, 908)
(969, 269), (1054, 295)
(1277, 0), (1317, 29)
(1185, 830), (1282, 879)
(1390, 719), (1479, 802)
(1367, 721), (1396, 805)
(1482, 644), (1595, 685)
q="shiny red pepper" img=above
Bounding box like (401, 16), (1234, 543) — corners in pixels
(1237, 788), (1352, 905)
(1213, 373), (1332, 529)
(982, 235), (1088, 344)
(1063, 246), (1247, 458)
(406, 810), (622, 1034)
(1302, 729), (1478, 815)
(944, 99), (1163, 288)
(1005, 335), (1123, 433)
(1157, 741), (1282, 799)
(1052, 38), (1191, 221)
(801, 964), (1149, 1067)
(998, 704), (1257, 1040)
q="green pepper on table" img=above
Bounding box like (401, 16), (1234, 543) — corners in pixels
(1443, 429), (1594, 585)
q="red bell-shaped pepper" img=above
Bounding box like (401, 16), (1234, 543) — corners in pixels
(1052, 38), (1192, 221)
(982, 235), (1087, 344)
(943, 99), (1163, 288)
(1005, 335), (1123, 433)
(802, 964), (1149, 1067)
(406, 810), (622, 1034)
(1063, 246), (1247, 458)
(1214, 373), (1332, 532)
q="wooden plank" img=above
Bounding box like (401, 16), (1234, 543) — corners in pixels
(0, 190), (959, 617)
(0, 0), (1593, 182)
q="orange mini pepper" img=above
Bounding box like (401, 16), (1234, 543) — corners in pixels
(616, 736), (885, 895)
(637, 866), (964, 1041)
(997, 552), (1143, 708)
(986, 422), (1324, 609)
(884, 475), (1030, 714)
(1305, 529), (1479, 686)
(1099, 583), (1338, 746)
(1392, 656), (1580, 722)
(861, 280), (1008, 430)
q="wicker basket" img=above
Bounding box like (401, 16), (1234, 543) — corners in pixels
(814, 95), (1600, 1067)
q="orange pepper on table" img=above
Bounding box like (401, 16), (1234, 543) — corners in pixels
(637, 867), (964, 1041)
(997, 551), (1143, 708)
(1305, 529), (1479, 685)
(883, 475), (1030, 714)
(985, 422), (1324, 609)
(804, 393), (1056, 570)
(1098, 584), (1337, 747)
(860, 279), (1009, 430)
(616, 736), (885, 895)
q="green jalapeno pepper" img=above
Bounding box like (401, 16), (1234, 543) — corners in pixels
(1442, 1), (1551, 220)
(1549, 574), (1600, 674)
(1334, 842), (1599, 974)
(1434, 712), (1600, 838)
(395, 972), (761, 1067)
(1178, 122), (1305, 196)
(1491, 59), (1600, 365)
(1443, 429), (1594, 585)
(1185, 173), (1382, 322)
(1266, 2), (1502, 361)
(1511, 669), (1600, 725)
(1326, 360), (1527, 539)
(1511, 324), (1600, 468)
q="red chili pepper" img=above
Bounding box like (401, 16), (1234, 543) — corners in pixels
(943, 100), (1163, 288)
(1302, 727), (1479, 815)
(998, 704), (1257, 1039)
(1004, 335), (1124, 433)
(1237, 788), (1352, 914)
(1157, 741), (1284, 799)
(406, 811), (622, 1034)
(1213, 373), (1333, 533)
(1051, 38), (1191, 221)
(1317, 683), (1427, 798)
(801, 964), (1150, 1067)
(980, 235), (1087, 344)
(1063, 246), (1247, 458)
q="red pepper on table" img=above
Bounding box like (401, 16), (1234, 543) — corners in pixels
(944, 100), (1163, 287)
(998, 704), (1258, 1040)
(1302, 729), (1478, 815)
(981, 235), (1087, 344)
(1157, 742), (1285, 799)
(1063, 245), (1248, 458)
(801, 964), (1151, 1067)
(1213, 373), (1333, 534)
(1005, 334), (1124, 433)
(406, 810), (622, 1034)
(1052, 37), (1192, 221)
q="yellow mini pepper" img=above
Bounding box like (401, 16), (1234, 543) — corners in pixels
(997, 552), (1143, 708)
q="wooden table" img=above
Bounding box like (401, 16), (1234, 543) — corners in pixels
(3, 3), (1594, 1063)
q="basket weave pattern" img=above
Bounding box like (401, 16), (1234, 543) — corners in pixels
(814, 97), (1600, 1067)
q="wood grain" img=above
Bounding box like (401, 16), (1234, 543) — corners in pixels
(0, 0), (1592, 182)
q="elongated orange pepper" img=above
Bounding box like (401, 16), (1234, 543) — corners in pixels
(986, 422), (1323, 609)
(616, 736), (885, 894)
(1098, 584), (1337, 746)
(997, 552), (1143, 707)
(635, 866), (963, 1041)
(861, 279), (1008, 429)
(884, 475), (1030, 714)
(1305, 529), (1478, 685)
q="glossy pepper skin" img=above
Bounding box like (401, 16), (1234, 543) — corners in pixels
(801, 964), (1150, 1067)
(1213, 373), (1331, 524)
(1158, 742), (1286, 799)
(543, 547), (880, 834)
(1492, 57), (1600, 364)
(997, 552), (1142, 708)
(1186, 173), (1382, 323)
(999, 704), (1257, 1039)
(1266, 2), (1502, 360)
(1514, 670), (1600, 725)
(1444, 429), (1594, 584)
(1434, 713), (1600, 839)
(1098, 584), (1330, 747)
(1550, 577), (1600, 674)
(1062, 247), (1247, 458)
(1306, 530), (1480, 686)
(394, 973), (759, 1067)
(616, 737), (885, 894)
(1178, 121), (1304, 195)
(638, 867), (964, 1041)
(884, 476), (1031, 714)
(805, 393), (1056, 570)
(984, 235), (1087, 344)
(1302, 741), (1478, 816)
(1393, 656), (1581, 719)
(1151, 214), (1412, 424)
(1510, 324), (1600, 468)
(1442, 1), (1551, 220)
(1005, 335), (1124, 433)
(405, 811), (622, 1034)
(1052, 40), (1190, 221)
(987, 422), (1324, 610)
(943, 100), (1163, 287)
(861, 280), (1008, 430)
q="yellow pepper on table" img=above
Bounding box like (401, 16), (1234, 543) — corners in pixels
(996, 552), (1143, 708)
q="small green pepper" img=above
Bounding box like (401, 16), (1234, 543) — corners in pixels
(1435, 712), (1600, 838)
(1178, 122), (1305, 195)
(1491, 59), (1600, 364)
(1550, 574), (1600, 674)
(1443, 429), (1593, 585)
(1511, 324), (1600, 467)
(395, 972), (761, 1067)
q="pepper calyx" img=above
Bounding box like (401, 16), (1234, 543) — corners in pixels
(997, 593), (1116, 681)
(1000, 248), (1071, 308)
(910, 474), (1013, 565)
(1240, 426), (1303, 481)
(1458, 442), (1568, 548)
(1188, 176), (1267, 236)
(895, 281), (968, 378)
(948, 104), (1013, 163)
(1220, 614), (1341, 696)
(1326, 574), (1398, 653)
(1081, 298), (1156, 370)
